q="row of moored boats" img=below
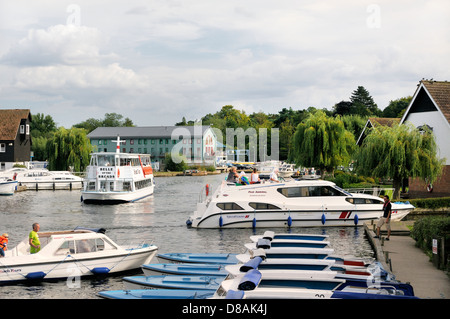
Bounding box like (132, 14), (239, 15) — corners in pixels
(98, 231), (418, 299)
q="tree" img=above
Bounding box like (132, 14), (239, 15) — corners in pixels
(353, 123), (444, 199)
(350, 86), (381, 116)
(46, 127), (92, 172)
(382, 97), (412, 118)
(74, 113), (134, 133)
(291, 110), (356, 176)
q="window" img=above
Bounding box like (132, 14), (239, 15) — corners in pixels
(277, 186), (346, 198)
(130, 139), (134, 145)
(216, 203), (244, 210)
(20, 125), (25, 134)
(0, 143), (5, 152)
(346, 198), (383, 204)
(26, 124), (30, 135)
(249, 203), (280, 210)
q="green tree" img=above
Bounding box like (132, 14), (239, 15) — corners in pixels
(74, 113), (134, 133)
(382, 97), (412, 118)
(30, 113), (58, 161)
(291, 110), (356, 176)
(46, 127), (92, 172)
(350, 86), (381, 116)
(164, 153), (188, 172)
(353, 123), (444, 199)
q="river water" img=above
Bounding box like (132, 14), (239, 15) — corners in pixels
(0, 174), (374, 299)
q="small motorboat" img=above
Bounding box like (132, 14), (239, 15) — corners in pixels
(0, 178), (18, 195)
(0, 168), (82, 190)
(156, 252), (239, 264)
(251, 237), (331, 249)
(98, 289), (216, 299)
(253, 231), (329, 242)
(123, 274), (226, 290)
(212, 269), (417, 299)
(0, 227), (158, 283)
(141, 263), (229, 277)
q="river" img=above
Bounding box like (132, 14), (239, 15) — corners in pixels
(0, 174), (374, 299)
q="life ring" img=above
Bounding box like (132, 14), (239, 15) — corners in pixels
(427, 183), (433, 193)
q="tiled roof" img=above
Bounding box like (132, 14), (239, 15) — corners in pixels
(422, 80), (450, 123)
(0, 109), (31, 140)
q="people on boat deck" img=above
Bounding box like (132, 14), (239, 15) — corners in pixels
(250, 168), (261, 184)
(226, 167), (239, 183)
(0, 233), (9, 257)
(375, 195), (391, 241)
(29, 223), (41, 254)
(270, 168), (280, 183)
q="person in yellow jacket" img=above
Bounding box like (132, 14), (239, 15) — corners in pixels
(29, 223), (41, 254)
(0, 233), (8, 257)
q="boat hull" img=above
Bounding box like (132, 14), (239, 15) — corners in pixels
(0, 247), (157, 283)
(123, 275), (225, 290)
(156, 253), (239, 264)
(81, 186), (154, 204)
(99, 289), (216, 299)
(0, 180), (18, 195)
(141, 263), (229, 277)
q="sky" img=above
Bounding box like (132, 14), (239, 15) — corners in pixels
(0, 1), (449, 128)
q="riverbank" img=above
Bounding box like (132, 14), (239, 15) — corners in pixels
(364, 220), (450, 299)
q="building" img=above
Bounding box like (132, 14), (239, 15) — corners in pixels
(356, 117), (400, 146)
(0, 109), (32, 171)
(87, 125), (218, 168)
(400, 80), (450, 198)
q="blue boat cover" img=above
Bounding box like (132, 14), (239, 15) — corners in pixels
(238, 269), (262, 290)
(239, 256), (263, 272)
(256, 239), (271, 249)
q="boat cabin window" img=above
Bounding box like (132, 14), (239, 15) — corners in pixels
(346, 198), (383, 204)
(216, 203), (244, 210)
(249, 203), (281, 210)
(97, 155), (116, 167)
(54, 237), (117, 255)
(277, 186), (346, 198)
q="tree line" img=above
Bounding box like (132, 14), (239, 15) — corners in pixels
(30, 85), (443, 198)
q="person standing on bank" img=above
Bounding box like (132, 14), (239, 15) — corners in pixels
(375, 196), (391, 240)
(29, 223), (41, 254)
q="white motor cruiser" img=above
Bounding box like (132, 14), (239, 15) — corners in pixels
(0, 168), (82, 190)
(187, 179), (414, 228)
(0, 228), (157, 283)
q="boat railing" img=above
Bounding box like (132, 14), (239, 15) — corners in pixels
(345, 187), (395, 197)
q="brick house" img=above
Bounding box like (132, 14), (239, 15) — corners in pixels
(400, 80), (450, 198)
(0, 109), (32, 171)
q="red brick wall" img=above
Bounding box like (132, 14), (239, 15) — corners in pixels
(408, 165), (450, 198)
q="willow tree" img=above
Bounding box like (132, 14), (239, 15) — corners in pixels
(353, 123), (444, 199)
(46, 127), (92, 172)
(291, 110), (356, 176)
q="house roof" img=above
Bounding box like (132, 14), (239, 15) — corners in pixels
(401, 80), (450, 125)
(356, 117), (400, 146)
(0, 109), (31, 140)
(88, 125), (215, 139)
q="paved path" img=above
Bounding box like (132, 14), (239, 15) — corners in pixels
(365, 221), (450, 299)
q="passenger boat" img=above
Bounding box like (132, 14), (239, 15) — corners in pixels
(278, 163), (296, 178)
(98, 289), (216, 299)
(0, 228), (157, 283)
(0, 168), (82, 190)
(0, 178), (18, 195)
(81, 136), (155, 204)
(123, 274), (226, 290)
(212, 269), (417, 299)
(187, 179), (414, 228)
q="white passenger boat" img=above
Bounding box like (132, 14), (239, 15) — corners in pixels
(81, 136), (155, 204)
(0, 168), (82, 190)
(0, 178), (18, 195)
(0, 228), (157, 283)
(187, 179), (414, 228)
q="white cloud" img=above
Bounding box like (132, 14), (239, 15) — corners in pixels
(0, 1), (449, 127)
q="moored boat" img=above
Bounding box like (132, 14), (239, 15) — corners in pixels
(187, 179), (414, 228)
(141, 263), (229, 277)
(0, 227), (157, 283)
(81, 135), (155, 204)
(0, 168), (82, 190)
(98, 288), (216, 299)
(0, 178), (18, 195)
(156, 252), (239, 264)
(123, 274), (226, 290)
